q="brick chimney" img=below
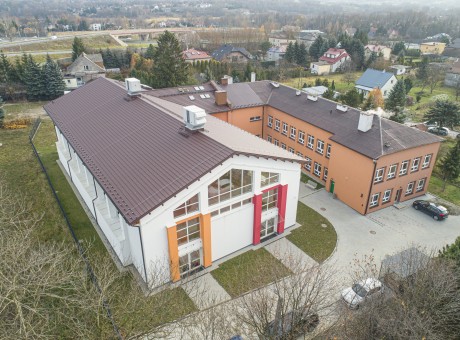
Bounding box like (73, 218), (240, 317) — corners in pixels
(215, 90), (227, 106)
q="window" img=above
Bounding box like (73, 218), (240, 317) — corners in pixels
(275, 119), (280, 131)
(326, 144), (331, 158)
(323, 167), (328, 181)
(176, 217), (200, 246)
(422, 154), (432, 169)
(84, 65), (89, 70)
(316, 140), (324, 154)
(297, 152), (303, 158)
(369, 193), (380, 207)
(173, 194), (199, 219)
(260, 216), (277, 240)
(406, 181), (414, 195)
(261, 172), (279, 187)
(305, 157), (312, 171)
(211, 198), (252, 218)
(281, 143), (286, 150)
(416, 178), (426, 192)
(267, 135), (272, 143)
(387, 164), (397, 179)
(307, 135), (314, 149)
(298, 131), (305, 144)
(274, 139), (279, 146)
(411, 157), (420, 172)
(282, 122), (288, 135)
(208, 169), (253, 206)
(249, 116), (261, 122)
(290, 126), (296, 139)
(262, 188), (278, 212)
(268, 115), (273, 128)
(288, 147), (294, 154)
(179, 250), (201, 277)
(314, 162), (322, 177)
(399, 160), (409, 176)
(382, 189), (392, 203)
(374, 168), (385, 183)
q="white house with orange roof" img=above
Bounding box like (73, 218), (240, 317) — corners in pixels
(364, 45), (392, 60)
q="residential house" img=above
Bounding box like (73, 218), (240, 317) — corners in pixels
(443, 38), (460, 58)
(45, 77), (302, 288)
(63, 53), (106, 90)
(298, 30), (325, 49)
(268, 34), (296, 48)
(404, 43), (421, 51)
(152, 77), (441, 219)
(345, 28), (357, 37)
(266, 45), (287, 63)
(364, 45), (392, 60)
(310, 48), (350, 75)
(355, 68), (398, 98)
(211, 44), (252, 63)
(420, 42), (446, 55)
(389, 64), (410, 76)
(90, 23), (102, 31)
(387, 29), (400, 40)
(182, 48), (212, 63)
(444, 59), (460, 87)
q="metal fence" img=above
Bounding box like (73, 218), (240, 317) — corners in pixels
(28, 118), (123, 340)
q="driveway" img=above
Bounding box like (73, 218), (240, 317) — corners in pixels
(300, 190), (460, 286)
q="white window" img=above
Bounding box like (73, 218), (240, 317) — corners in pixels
(382, 189), (392, 203)
(406, 181), (414, 195)
(399, 160), (409, 176)
(208, 169), (253, 206)
(211, 198), (252, 218)
(369, 193), (380, 207)
(422, 154), (432, 169)
(282, 122), (288, 135)
(411, 157), (420, 172)
(307, 135), (314, 149)
(323, 167), (328, 181)
(316, 140), (324, 154)
(268, 115), (273, 128)
(314, 162), (322, 177)
(305, 157), (311, 171)
(176, 217), (200, 246)
(416, 178), (426, 192)
(326, 144), (331, 158)
(267, 135), (272, 143)
(250, 116), (261, 122)
(275, 119), (280, 131)
(374, 168), (385, 183)
(281, 143), (286, 150)
(173, 194), (199, 219)
(290, 126), (296, 139)
(298, 131), (305, 144)
(288, 147), (294, 154)
(297, 152), (303, 157)
(274, 139), (279, 146)
(387, 164), (397, 179)
(261, 172), (279, 187)
(262, 188), (278, 212)
(260, 216), (277, 240)
(179, 249), (201, 277)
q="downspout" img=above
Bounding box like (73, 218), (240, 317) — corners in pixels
(91, 177), (99, 223)
(364, 159), (377, 215)
(134, 223), (148, 283)
(66, 141), (73, 181)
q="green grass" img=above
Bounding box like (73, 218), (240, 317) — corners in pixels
(428, 176), (460, 207)
(287, 202), (337, 263)
(282, 72), (361, 93)
(3, 101), (47, 119)
(211, 248), (291, 297)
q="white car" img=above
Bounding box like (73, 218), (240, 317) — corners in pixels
(341, 278), (384, 309)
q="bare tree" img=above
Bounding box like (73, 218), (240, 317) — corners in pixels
(426, 65), (446, 94)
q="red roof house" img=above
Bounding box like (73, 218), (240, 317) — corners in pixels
(182, 48), (212, 63)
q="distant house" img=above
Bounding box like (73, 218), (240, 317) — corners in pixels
(355, 68), (397, 98)
(420, 42), (446, 55)
(404, 43), (421, 51)
(298, 30), (324, 49)
(442, 38), (460, 58)
(266, 45), (287, 63)
(64, 53), (106, 90)
(211, 44), (252, 63)
(387, 29), (399, 40)
(368, 27), (377, 39)
(182, 48), (212, 63)
(389, 65), (410, 76)
(268, 35), (296, 47)
(444, 59), (460, 87)
(345, 27), (357, 37)
(90, 23), (102, 31)
(310, 48), (350, 75)
(364, 45), (392, 60)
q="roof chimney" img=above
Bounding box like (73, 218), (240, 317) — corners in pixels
(250, 72), (256, 82)
(125, 78), (142, 96)
(183, 105), (206, 131)
(215, 90), (228, 106)
(358, 111), (374, 132)
(221, 75), (233, 85)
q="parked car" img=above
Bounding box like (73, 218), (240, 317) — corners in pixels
(341, 278), (384, 309)
(412, 200), (449, 220)
(264, 310), (319, 339)
(427, 126), (449, 136)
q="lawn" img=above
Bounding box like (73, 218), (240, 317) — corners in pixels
(282, 72), (361, 93)
(3, 101), (47, 119)
(211, 248), (291, 298)
(428, 176), (460, 207)
(287, 202), (337, 263)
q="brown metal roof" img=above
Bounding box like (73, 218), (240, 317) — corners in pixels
(44, 78), (235, 224)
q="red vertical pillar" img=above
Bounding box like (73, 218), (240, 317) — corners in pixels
(253, 193), (262, 245)
(277, 184), (288, 234)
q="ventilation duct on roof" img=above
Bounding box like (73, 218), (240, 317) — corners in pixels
(251, 72), (256, 82)
(358, 111), (374, 132)
(270, 82), (280, 88)
(125, 78), (143, 96)
(183, 105), (206, 131)
(336, 104), (348, 112)
(307, 94), (318, 101)
(296, 90), (301, 96)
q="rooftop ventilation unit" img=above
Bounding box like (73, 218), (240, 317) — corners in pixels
(125, 78), (142, 96)
(307, 94), (318, 102)
(183, 105), (206, 131)
(296, 90), (301, 96)
(271, 82), (280, 88)
(358, 111), (374, 132)
(336, 104), (348, 112)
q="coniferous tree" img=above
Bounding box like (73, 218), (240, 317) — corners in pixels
(24, 55), (44, 101)
(340, 88), (361, 107)
(295, 42), (307, 65)
(404, 78), (413, 94)
(152, 31), (188, 88)
(424, 100), (460, 129)
(416, 57), (429, 87)
(72, 37), (86, 61)
(0, 95), (4, 128)
(438, 139), (460, 191)
(284, 42), (295, 63)
(0, 53), (12, 83)
(385, 80), (406, 112)
(309, 35), (324, 60)
(42, 55), (64, 100)
(331, 80), (335, 90)
(392, 41), (406, 56)
(145, 44), (155, 59)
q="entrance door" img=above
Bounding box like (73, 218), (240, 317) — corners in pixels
(395, 189), (402, 203)
(260, 216), (277, 240)
(179, 250), (202, 278)
(329, 180), (335, 194)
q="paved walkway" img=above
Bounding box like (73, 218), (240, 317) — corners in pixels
(182, 272), (231, 310)
(264, 237), (318, 272)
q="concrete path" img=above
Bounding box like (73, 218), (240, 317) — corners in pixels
(182, 273), (231, 310)
(264, 237), (318, 272)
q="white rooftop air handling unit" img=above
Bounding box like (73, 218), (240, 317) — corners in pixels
(296, 90), (301, 96)
(307, 94), (318, 101)
(358, 111), (374, 132)
(336, 104), (348, 112)
(125, 78), (142, 96)
(183, 105), (206, 131)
